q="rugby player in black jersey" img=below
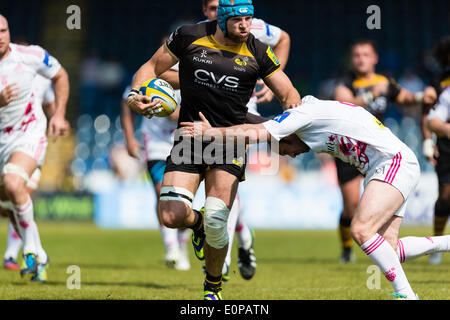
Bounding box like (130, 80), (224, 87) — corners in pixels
(126, 0), (301, 300)
(425, 36), (450, 265)
(333, 39), (436, 263)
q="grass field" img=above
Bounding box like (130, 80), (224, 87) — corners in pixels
(0, 221), (448, 300)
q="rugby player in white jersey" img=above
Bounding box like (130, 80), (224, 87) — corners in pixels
(180, 95), (450, 300)
(0, 15), (70, 280)
(2, 73), (56, 274)
(121, 68), (193, 271)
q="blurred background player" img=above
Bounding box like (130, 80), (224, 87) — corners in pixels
(425, 36), (450, 265)
(334, 39), (435, 263)
(0, 15), (70, 280)
(3, 70), (57, 272)
(121, 66), (191, 271)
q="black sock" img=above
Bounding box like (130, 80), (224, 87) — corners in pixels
(205, 272), (222, 286)
(190, 210), (204, 232)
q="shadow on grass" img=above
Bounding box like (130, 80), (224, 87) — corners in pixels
(258, 256), (346, 265)
(48, 262), (153, 271)
(412, 280), (450, 285)
(39, 280), (183, 290)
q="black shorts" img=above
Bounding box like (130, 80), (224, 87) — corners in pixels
(436, 155), (450, 185)
(164, 137), (247, 182)
(334, 158), (363, 185)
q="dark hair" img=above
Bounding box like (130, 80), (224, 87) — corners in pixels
(432, 36), (450, 68)
(202, 0), (216, 7)
(350, 39), (378, 54)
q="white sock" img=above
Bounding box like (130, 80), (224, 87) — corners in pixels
(234, 200), (253, 250)
(361, 233), (415, 298)
(160, 225), (179, 251)
(397, 235), (450, 263)
(30, 220), (48, 264)
(4, 222), (22, 261)
(225, 202), (239, 267)
(177, 228), (191, 250)
(13, 197), (37, 255)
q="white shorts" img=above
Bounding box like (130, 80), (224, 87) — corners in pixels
(0, 119), (48, 172)
(141, 133), (172, 162)
(364, 147), (420, 217)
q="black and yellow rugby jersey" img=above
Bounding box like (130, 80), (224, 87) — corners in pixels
(165, 20), (280, 128)
(337, 71), (402, 120)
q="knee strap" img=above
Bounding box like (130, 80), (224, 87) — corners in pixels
(27, 168), (41, 190)
(0, 199), (13, 211)
(204, 197), (230, 249)
(2, 163), (29, 183)
(159, 186), (194, 208)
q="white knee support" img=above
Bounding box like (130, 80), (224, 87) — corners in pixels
(0, 199), (13, 211)
(27, 168), (41, 190)
(2, 163), (29, 183)
(204, 197), (230, 249)
(159, 186), (194, 208)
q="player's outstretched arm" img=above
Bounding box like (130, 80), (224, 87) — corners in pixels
(180, 112), (270, 144)
(48, 66), (70, 142)
(263, 70), (301, 110)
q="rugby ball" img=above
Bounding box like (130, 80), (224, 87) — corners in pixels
(139, 78), (178, 117)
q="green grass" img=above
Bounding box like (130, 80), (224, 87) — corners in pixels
(0, 221), (448, 300)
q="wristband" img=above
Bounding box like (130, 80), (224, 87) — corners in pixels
(362, 91), (374, 105)
(422, 138), (435, 158)
(127, 89), (140, 98)
(414, 92), (424, 104)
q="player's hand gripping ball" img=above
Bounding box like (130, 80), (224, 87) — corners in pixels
(139, 78), (179, 117)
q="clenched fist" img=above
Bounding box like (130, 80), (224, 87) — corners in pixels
(0, 84), (19, 107)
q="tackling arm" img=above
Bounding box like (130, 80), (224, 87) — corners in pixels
(180, 112), (270, 144)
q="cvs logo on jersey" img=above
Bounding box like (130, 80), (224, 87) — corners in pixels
(194, 69), (239, 88)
